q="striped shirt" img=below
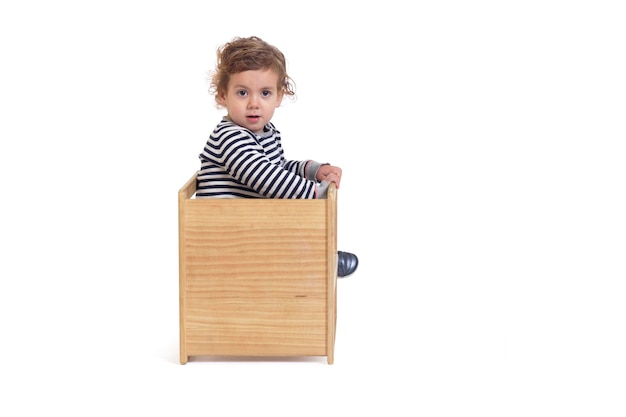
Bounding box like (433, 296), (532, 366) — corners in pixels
(197, 118), (321, 199)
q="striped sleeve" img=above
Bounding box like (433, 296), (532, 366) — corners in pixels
(197, 120), (318, 199)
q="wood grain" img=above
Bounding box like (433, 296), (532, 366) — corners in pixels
(178, 172), (337, 364)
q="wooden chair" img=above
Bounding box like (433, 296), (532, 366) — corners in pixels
(178, 172), (338, 364)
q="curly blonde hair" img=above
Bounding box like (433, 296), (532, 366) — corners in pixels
(209, 36), (296, 107)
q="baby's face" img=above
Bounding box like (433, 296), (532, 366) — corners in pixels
(218, 69), (284, 134)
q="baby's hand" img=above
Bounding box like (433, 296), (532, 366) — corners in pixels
(316, 165), (342, 189)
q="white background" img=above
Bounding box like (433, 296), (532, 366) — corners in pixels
(1, 1), (625, 415)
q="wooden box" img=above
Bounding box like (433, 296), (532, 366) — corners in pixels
(178, 173), (338, 364)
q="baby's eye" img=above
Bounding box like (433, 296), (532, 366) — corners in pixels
(261, 90), (272, 97)
(237, 90), (248, 97)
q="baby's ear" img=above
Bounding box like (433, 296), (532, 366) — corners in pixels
(276, 90), (284, 107)
(216, 88), (228, 105)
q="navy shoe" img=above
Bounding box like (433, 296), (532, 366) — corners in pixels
(337, 251), (358, 278)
